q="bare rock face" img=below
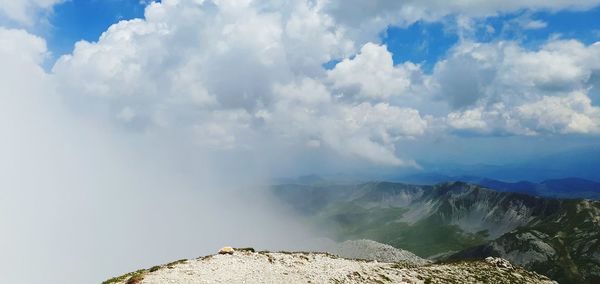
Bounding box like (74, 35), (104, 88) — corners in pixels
(450, 199), (600, 284)
(104, 250), (557, 284)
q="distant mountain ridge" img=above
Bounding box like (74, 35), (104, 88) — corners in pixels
(273, 181), (600, 284)
(275, 173), (600, 200)
(415, 145), (600, 182)
(476, 177), (600, 199)
(396, 176), (600, 199)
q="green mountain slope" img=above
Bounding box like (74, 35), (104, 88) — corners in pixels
(273, 181), (600, 283)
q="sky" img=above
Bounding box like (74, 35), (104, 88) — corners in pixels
(1, 0), (600, 283)
(2, 0), (600, 169)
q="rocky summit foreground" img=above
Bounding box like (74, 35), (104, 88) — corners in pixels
(104, 249), (556, 284)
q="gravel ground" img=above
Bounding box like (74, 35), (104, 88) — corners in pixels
(105, 250), (558, 284)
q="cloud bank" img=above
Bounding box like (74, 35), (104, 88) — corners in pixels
(48, 0), (600, 166)
(0, 26), (320, 284)
(0, 0), (63, 25)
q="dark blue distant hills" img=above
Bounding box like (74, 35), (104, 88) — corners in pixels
(452, 178), (600, 199)
(278, 173), (600, 200)
(411, 145), (600, 183)
(475, 177), (600, 199)
(276, 146), (600, 199)
(400, 176), (600, 200)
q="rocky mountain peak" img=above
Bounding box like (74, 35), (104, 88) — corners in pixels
(104, 249), (557, 284)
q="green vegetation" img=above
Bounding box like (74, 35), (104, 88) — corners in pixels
(125, 273), (144, 284)
(103, 258), (189, 283)
(235, 247), (256, 252)
(274, 181), (600, 283)
(315, 201), (488, 257)
(458, 199), (600, 284)
(102, 269), (146, 284)
(166, 259), (187, 269)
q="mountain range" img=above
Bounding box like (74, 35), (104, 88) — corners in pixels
(412, 145), (600, 182)
(399, 176), (600, 200)
(273, 181), (600, 284)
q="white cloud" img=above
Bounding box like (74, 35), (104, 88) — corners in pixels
(435, 39), (600, 106)
(521, 19), (547, 30)
(517, 91), (600, 134)
(0, 26), (323, 284)
(49, 0), (600, 163)
(0, 0), (63, 25)
(0, 27), (47, 63)
(447, 107), (490, 132)
(282, 0), (354, 75)
(27, 0), (600, 166)
(325, 101), (428, 166)
(325, 1), (599, 24)
(322, 0), (600, 42)
(50, 0), (431, 166)
(268, 78), (427, 166)
(446, 92), (600, 135)
(438, 40), (600, 135)
(0, 28), (53, 125)
(328, 42), (423, 100)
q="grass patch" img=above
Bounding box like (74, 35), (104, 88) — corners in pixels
(102, 269), (146, 284)
(103, 258), (188, 283)
(166, 259), (187, 269)
(235, 247), (255, 252)
(126, 273), (144, 284)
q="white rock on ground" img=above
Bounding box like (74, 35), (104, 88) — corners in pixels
(105, 250), (558, 284)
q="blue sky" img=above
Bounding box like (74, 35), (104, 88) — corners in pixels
(46, 0), (148, 59)
(3, 0), (600, 171)
(35, 0), (600, 168)
(382, 7), (600, 72)
(44, 1), (600, 68)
